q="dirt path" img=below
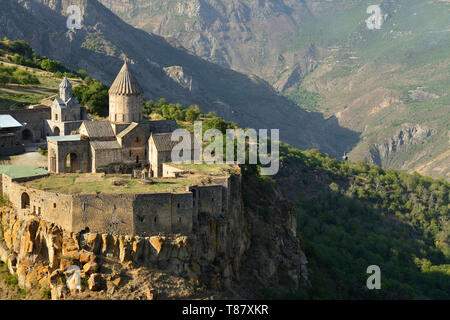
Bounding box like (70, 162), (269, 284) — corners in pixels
(0, 150), (47, 167)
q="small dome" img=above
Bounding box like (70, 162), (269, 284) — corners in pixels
(109, 61), (143, 96)
(59, 77), (72, 88)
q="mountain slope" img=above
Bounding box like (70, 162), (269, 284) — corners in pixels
(99, 0), (450, 180)
(0, 0), (359, 158)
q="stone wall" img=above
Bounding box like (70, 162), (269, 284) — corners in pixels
(71, 193), (136, 235)
(0, 133), (24, 155)
(0, 174), (73, 231)
(46, 120), (83, 136)
(1, 173), (234, 238)
(162, 163), (185, 178)
(92, 147), (147, 173)
(0, 108), (51, 142)
(196, 185), (223, 218)
(92, 148), (123, 172)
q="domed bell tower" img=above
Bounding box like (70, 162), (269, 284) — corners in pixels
(108, 60), (144, 124)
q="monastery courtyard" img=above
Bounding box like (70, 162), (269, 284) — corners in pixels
(1, 162), (234, 195)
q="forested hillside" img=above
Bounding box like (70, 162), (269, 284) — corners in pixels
(277, 146), (449, 299)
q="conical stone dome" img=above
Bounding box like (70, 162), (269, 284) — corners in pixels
(59, 77), (72, 102)
(59, 77), (72, 88)
(109, 61), (143, 96)
(109, 60), (144, 123)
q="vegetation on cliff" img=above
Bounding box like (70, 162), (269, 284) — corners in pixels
(0, 38), (82, 78)
(277, 146), (449, 299)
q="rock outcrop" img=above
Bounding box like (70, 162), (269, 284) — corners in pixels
(0, 173), (308, 299)
(367, 125), (436, 168)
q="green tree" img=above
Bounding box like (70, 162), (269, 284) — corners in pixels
(11, 54), (24, 65)
(72, 78), (109, 116)
(12, 70), (39, 85)
(185, 105), (200, 122)
(41, 59), (58, 72)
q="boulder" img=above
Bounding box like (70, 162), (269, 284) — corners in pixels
(83, 261), (99, 274)
(88, 273), (103, 291)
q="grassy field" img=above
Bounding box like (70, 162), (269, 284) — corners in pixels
(167, 162), (235, 175)
(25, 174), (197, 194)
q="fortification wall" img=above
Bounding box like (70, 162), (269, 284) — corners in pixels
(1, 173), (234, 237)
(0, 174), (73, 230)
(71, 193), (136, 235)
(133, 193), (172, 235)
(196, 185), (223, 218)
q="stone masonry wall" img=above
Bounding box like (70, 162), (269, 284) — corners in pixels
(1, 174), (232, 237)
(1, 174), (73, 231)
(0, 108), (51, 142)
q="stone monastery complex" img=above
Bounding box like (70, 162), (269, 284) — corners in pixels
(0, 61), (238, 237)
(47, 60), (192, 177)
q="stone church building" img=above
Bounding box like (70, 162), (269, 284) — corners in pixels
(46, 77), (89, 137)
(47, 61), (189, 177)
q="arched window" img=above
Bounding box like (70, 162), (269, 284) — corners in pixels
(21, 129), (33, 141)
(21, 193), (30, 209)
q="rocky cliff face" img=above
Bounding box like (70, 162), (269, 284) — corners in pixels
(367, 125), (437, 168)
(0, 174), (308, 299)
(98, 0), (315, 91)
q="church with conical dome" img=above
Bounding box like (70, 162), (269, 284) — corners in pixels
(108, 60), (144, 124)
(46, 61), (186, 177)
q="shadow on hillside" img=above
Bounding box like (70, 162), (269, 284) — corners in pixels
(283, 168), (450, 299)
